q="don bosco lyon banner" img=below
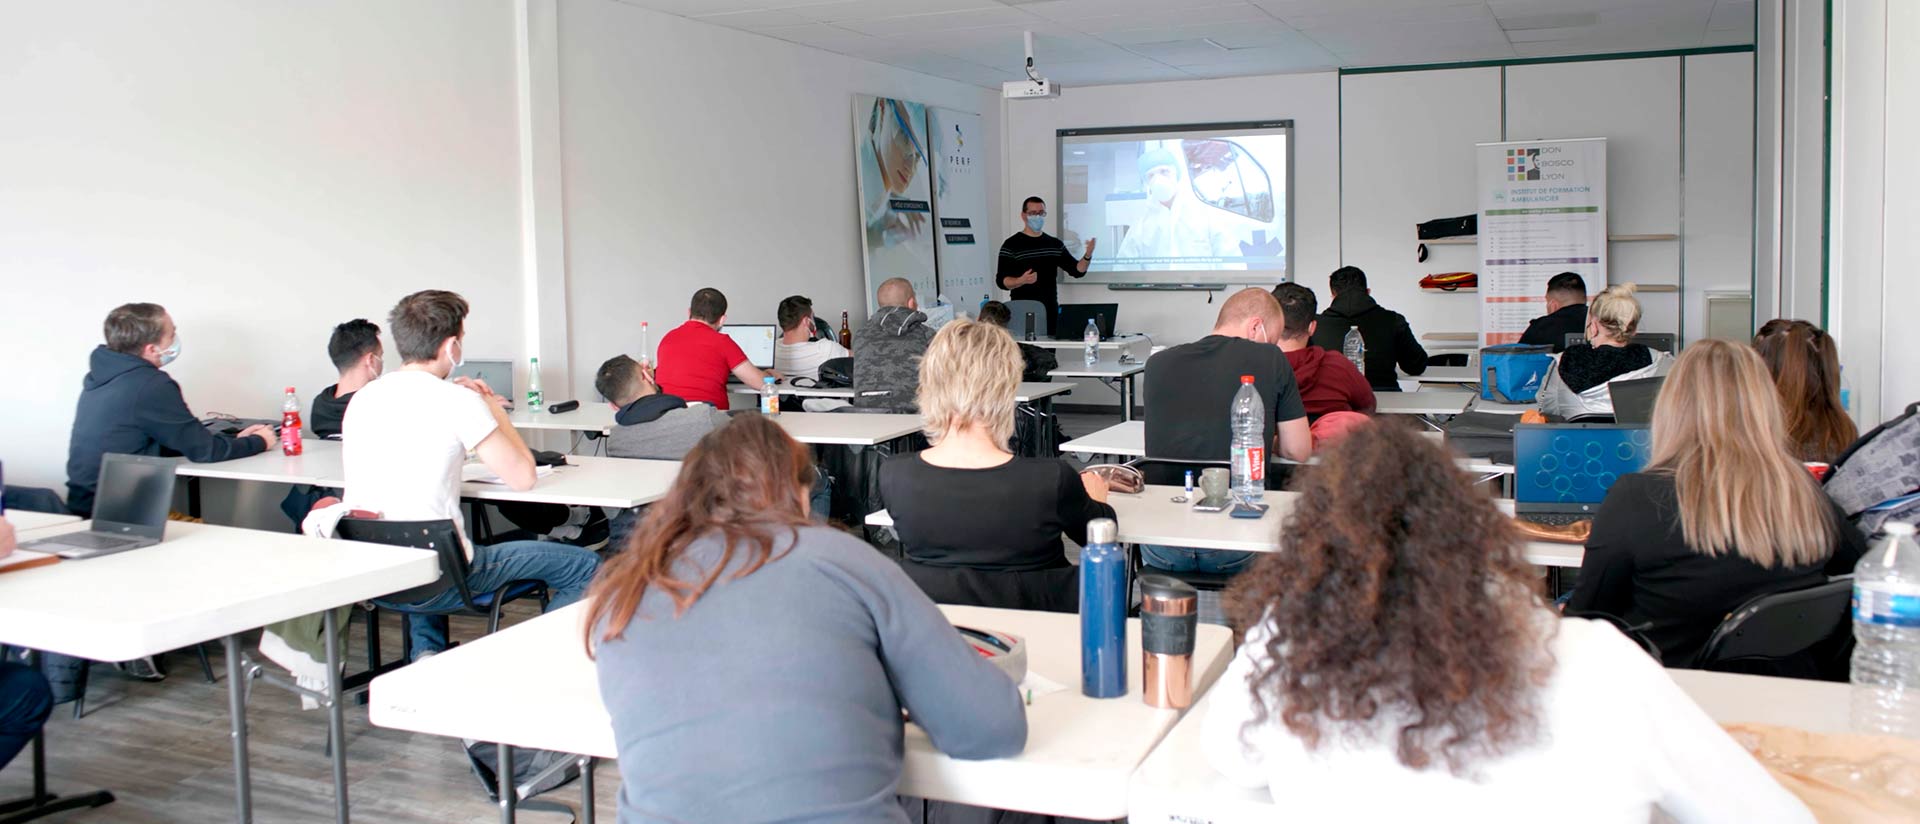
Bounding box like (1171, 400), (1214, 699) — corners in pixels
(1475, 138), (1607, 346)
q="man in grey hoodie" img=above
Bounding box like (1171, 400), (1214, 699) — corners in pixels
(852, 278), (936, 412)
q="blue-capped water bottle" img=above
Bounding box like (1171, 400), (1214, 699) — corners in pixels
(1080, 517), (1126, 698)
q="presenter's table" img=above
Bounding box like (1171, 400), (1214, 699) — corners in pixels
(1126, 669), (1848, 824)
(0, 521), (436, 824)
(371, 603), (1234, 822)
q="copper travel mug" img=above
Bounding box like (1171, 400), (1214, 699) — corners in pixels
(1139, 575), (1199, 708)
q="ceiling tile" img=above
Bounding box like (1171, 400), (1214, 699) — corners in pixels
(1171, 41), (1342, 72)
(1022, 0), (1249, 24)
(1093, 17), (1296, 46)
(1335, 39), (1518, 66)
(1040, 59), (1196, 85)
(691, 8), (819, 29)
(787, 0), (1002, 24)
(1074, 2), (1278, 34)
(1701, 26), (1753, 46)
(1708, 0), (1754, 31)
(836, 6), (1044, 37)
(1261, 1), (1491, 29)
(609, 0), (797, 15)
(753, 22), (881, 52)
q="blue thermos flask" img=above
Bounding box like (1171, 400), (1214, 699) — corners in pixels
(1080, 518), (1127, 698)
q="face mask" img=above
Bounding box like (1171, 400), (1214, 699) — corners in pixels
(1024, 215), (1045, 232)
(156, 336), (180, 367)
(448, 339), (465, 369)
(1149, 177), (1177, 203)
(369, 354), (385, 378)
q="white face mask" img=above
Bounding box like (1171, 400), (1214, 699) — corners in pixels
(156, 335), (181, 366)
(1149, 176), (1177, 204)
(448, 338), (465, 369)
(369, 353), (385, 378)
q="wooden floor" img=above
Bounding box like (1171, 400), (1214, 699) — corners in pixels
(0, 604), (615, 823)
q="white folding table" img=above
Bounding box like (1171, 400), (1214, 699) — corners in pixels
(1126, 668), (1850, 823)
(770, 412), (923, 447)
(1048, 358), (1147, 422)
(0, 521), (437, 824)
(507, 404), (617, 435)
(2, 511), (81, 533)
(370, 603), (1234, 822)
(1374, 389), (1476, 418)
(1402, 364), (1481, 385)
(1056, 423), (1513, 483)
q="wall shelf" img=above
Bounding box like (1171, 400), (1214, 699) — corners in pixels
(1415, 233), (1680, 244)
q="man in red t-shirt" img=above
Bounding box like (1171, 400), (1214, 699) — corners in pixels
(1272, 283), (1374, 448)
(653, 288), (780, 410)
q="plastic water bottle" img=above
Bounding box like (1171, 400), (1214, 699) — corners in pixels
(1853, 521), (1920, 738)
(761, 376), (780, 416)
(1342, 326), (1366, 373)
(1841, 366), (1855, 419)
(1230, 375), (1266, 505)
(1080, 518), (1126, 698)
(1084, 318), (1100, 366)
(527, 356), (543, 412)
(280, 387), (303, 456)
(639, 322), (651, 368)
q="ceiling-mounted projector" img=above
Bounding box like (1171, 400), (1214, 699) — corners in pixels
(1004, 31), (1061, 100)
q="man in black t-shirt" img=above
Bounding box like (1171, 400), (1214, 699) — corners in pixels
(996, 195), (1094, 323)
(1142, 289), (1311, 575)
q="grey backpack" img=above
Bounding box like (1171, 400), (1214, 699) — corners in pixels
(1824, 402), (1920, 534)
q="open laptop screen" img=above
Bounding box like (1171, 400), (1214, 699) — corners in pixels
(1514, 424), (1651, 507)
(92, 454), (177, 538)
(721, 325), (778, 370)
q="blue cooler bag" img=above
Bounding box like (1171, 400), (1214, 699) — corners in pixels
(1479, 344), (1554, 403)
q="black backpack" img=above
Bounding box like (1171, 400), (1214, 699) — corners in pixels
(1824, 402), (1920, 534)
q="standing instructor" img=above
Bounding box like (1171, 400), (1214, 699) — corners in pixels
(997, 196), (1094, 325)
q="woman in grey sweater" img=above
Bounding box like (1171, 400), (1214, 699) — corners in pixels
(584, 414), (1027, 823)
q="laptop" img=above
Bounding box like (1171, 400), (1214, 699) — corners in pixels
(1054, 303), (1118, 341)
(1608, 377), (1665, 425)
(721, 324), (779, 369)
(451, 359), (515, 407)
(23, 453), (177, 559)
(1512, 423), (1651, 525)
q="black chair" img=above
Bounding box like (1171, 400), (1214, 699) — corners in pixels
(1692, 579), (1853, 678)
(1565, 610), (1662, 660)
(334, 518), (550, 671)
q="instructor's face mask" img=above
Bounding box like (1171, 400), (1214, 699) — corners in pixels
(156, 335), (181, 367)
(1148, 176), (1178, 204)
(1024, 214), (1045, 232)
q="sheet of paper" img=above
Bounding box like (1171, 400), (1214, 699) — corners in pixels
(461, 464), (556, 485)
(0, 549), (57, 572)
(1020, 670), (1071, 702)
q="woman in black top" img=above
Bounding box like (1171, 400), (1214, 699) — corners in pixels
(1566, 341), (1867, 668)
(879, 319), (1114, 612)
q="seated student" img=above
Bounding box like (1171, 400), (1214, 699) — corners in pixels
(596, 354), (732, 461)
(879, 320), (1114, 613)
(976, 300), (1059, 382)
(852, 278), (936, 411)
(653, 287), (778, 410)
(1205, 424), (1812, 822)
(280, 319), (386, 524)
(773, 295), (849, 383)
(1519, 272), (1590, 352)
(66, 302), (277, 518)
(1753, 319), (1858, 464)
(0, 515), (55, 772)
(343, 290), (601, 659)
(586, 414), (1026, 822)
(1567, 340), (1867, 668)
(1308, 266), (1426, 390)
(1272, 283), (1374, 448)
(1535, 284), (1671, 419)
(1144, 289), (1310, 575)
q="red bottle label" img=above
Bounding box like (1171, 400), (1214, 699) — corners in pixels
(282, 411), (303, 456)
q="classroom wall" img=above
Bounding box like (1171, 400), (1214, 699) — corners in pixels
(556, 0), (1002, 400)
(0, 0), (526, 492)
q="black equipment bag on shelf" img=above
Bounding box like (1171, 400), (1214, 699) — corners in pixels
(1417, 214), (1477, 239)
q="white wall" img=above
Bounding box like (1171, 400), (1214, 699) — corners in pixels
(0, 0), (525, 491)
(557, 0), (1001, 399)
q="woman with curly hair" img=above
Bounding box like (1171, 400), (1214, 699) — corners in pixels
(1204, 423), (1808, 821)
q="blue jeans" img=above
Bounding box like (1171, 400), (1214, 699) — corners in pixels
(1141, 545), (1258, 575)
(389, 540), (602, 658)
(0, 662), (53, 769)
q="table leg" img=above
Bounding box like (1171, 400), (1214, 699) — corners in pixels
(223, 634), (252, 823)
(577, 757), (595, 824)
(187, 476), (203, 520)
(497, 744), (516, 824)
(323, 610), (350, 824)
(1120, 375), (1135, 423)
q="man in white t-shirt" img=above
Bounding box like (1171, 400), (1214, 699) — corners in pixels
(773, 295), (849, 383)
(774, 295), (852, 412)
(342, 289), (601, 659)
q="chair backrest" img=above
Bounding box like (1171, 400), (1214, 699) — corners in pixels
(1563, 332), (1586, 350)
(1005, 299), (1049, 340)
(334, 518), (467, 606)
(1693, 579), (1853, 671)
(1633, 332), (1677, 353)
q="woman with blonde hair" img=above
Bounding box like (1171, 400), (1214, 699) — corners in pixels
(1753, 318), (1858, 463)
(1567, 340), (1866, 667)
(585, 414), (1027, 821)
(1535, 283), (1671, 419)
(878, 319), (1115, 612)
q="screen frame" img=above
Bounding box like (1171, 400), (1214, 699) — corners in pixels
(1512, 422), (1651, 510)
(1056, 119), (1295, 285)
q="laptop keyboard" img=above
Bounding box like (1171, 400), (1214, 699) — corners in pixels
(1520, 513), (1591, 527)
(37, 532), (138, 550)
